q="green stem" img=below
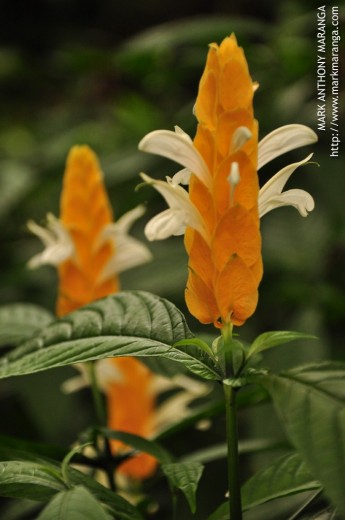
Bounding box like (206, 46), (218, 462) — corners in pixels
(87, 362), (107, 426)
(223, 382), (242, 520)
(87, 362), (116, 491)
(221, 321), (234, 378)
(171, 487), (178, 520)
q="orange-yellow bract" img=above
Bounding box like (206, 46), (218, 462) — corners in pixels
(106, 358), (157, 479)
(185, 34), (262, 328)
(57, 146), (120, 316)
(29, 145), (156, 480)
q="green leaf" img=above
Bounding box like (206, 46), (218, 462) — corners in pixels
(202, 452), (320, 520)
(140, 356), (188, 378)
(247, 331), (316, 359)
(174, 338), (215, 360)
(61, 443), (93, 486)
(295, 503), (340, 519)
(66, 468), (143, 520)
(0, 457), (143, 519)
(161, 461), (204, 514)
(0, 434), (67, 462)
(0, 291), (221, 381)
(251, 362), (345, 517)
(0, 461), (66, 501)
(37, 486), (111, 520)
(208, 492), (332, 520)
(182, 438), (288, 465)
(242, 452), (321, 510)
(99, 428), (173, 464)
(0, 304), (54, 346)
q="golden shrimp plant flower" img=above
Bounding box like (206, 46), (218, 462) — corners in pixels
(27, 145), (161, 479)
(139, 34), (317, 329)
(27, 145), (152, 315)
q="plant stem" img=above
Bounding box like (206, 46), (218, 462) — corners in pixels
(223, 382), (242, 520)
(87, 361), (107, 426)
(87, 362), (116, 491)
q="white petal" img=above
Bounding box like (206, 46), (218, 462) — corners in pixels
(141, 173), (191, 211)
(114, 204), (146, 235)
(258, 124), (318, 170)
(174, 125), (193, 142)
(140, 173), (205, 240)
(27, 219), (56, 247)
(153, 375), (210, 433)
(27, 214), (74, 268)
(139, 128), (211, 189)
(259, 154), (315, 218)
(96, 358), (124, 389)
(96, 204), (151, 279)
(264, 189), (315, 217)
(145, 209), (187, 241)
(100, 235), (152, 279)
(98, 205), (146, 248)
(61, 359), (123, 394)
(171, 168), (192, 186)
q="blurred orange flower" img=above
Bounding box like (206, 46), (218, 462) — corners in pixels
(28, 145), (156, 479)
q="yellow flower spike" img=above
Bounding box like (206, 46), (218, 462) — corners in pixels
(186, 34), (261, 327)
(139, 33), (317, 330)
(58, 145), (119, 316)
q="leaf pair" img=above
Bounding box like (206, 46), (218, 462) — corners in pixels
(0, 291), (220, 381)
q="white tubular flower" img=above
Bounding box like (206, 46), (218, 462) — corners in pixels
(139, 126), (211, 189)
(98, 205), (152, 281)
(258, 124), (318, 169)
(231, 126), (253, 153)
(152, 374), (211, 434)
(259, 153), (315, 218)
(27, 205), (151, 282)
(27, 213), (75, 269)
(61, 359), (123, 394)
(140, 173), (206, 241)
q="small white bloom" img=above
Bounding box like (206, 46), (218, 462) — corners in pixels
(27, 213), (75, 269)
(27, 206), (151, 280)
(61, 359), (123, 394)
(149, 374), (211, 434)
(98, 205), (152, 281)
(231, 126), (252, 153)
(228, 162), (241, 187)
(140, 173), (206, 241)
(171, 168), (192, 186)
(259, 154), (315, 217)
(139, 127), (211, 189)
(258, 124), (318, 169)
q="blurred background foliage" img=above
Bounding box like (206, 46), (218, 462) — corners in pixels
(0, 0), (344, 518)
